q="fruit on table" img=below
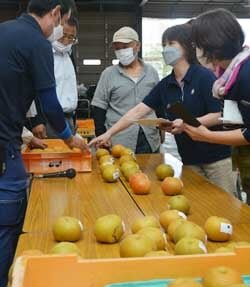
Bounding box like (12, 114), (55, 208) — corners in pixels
(137, 227), (166, 250)
(120, 161), (140, 181)
(99, 161), (115, 172)
(111, 144), (125, 158)
(203, 266), (243, 287)
(155, 163), (174, 180)
(167, 218), (187, 241)
(120, 161), (139, 175)
(173, 221), (207, 243)
(50, 242), (81, 256)
(159, 209), (187, 232)
(168, 277), (203, 287)
(120, 234), (155, 257)
(124, 167), (141, 181)
(144, 250), (171, 257)
(204, 216), (233, 242)
(161, 177), (183, 195)
(119, 154), (136, 165)
(94, 214), (124, 243)
(168, 195), (190, 215)
(129, 172), (151, 195)
(175, 237), (207, 255)
(96, 148), (110, 160)
(102, 165), (120, 182)
(52, 216), (83, 242)
(99, 155), (114, 165)
(120, 147), (134, 157)
(131, 216), (160, 233)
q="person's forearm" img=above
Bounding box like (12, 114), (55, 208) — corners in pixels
(197, 112), (221, 127)
(107, 103), (152, 137)
(205, 129), (249, 146)
(38, 87), (72, 139)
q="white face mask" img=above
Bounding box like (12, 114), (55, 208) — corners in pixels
(196, 47), (216, 70)
(115, 47), (137, 66)
(52, 41), (72, 54)
(162, 46), (182, 66)
(48, 24), (64, 43)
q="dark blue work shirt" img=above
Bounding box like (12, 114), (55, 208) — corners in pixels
(143, 64), (231, 165)
(0, 14), (55, 146)
(225, 58), (250, 142)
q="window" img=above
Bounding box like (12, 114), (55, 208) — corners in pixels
(142, 17), (250, 79)
(83, 59), (101, 66)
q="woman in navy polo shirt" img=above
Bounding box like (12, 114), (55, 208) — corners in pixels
(90, 23), (235, 195)
(184, 8), (250, 200)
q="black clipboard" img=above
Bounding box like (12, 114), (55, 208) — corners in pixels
(167, 102), (201, 127)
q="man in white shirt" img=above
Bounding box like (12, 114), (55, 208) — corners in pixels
(44, 16), (78, 138)
(30, 17), (79, 138)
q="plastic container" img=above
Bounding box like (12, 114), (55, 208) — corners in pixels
(22, 139), (92, 173)
(76, 119), (95, 138)
(12, 247), (250, 287)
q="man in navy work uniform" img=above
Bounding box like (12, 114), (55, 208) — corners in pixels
(0, 0), (88, 285)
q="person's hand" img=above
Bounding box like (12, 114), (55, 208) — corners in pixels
(158, 121), (173, 133)
(184, 124), (211, 142)
(64, 135), (90, 153)
(29, 137), (48, 149)
(88, 131), (112, 149)
(97, 139), (112, 149)
(171, 119), (184, 135)
(32, 124), (47, 139)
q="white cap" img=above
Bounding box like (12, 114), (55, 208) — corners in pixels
(112, 26), (139, 43)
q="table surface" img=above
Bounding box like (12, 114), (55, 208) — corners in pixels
(121, 154), (250, 226)
(23, 160), (143, 232)
(17, 153), (250, 258)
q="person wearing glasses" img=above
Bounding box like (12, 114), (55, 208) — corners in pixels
(43, 16), (79, 137)
(28, 17), (79, 138)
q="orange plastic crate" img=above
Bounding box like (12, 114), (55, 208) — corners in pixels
(76, 119), (95, 137)
(22, 139), (92, 173)
(12, 247), (250, 287)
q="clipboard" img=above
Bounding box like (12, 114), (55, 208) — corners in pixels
(167, 102), (201, 127)
(134, 118), (172, 127)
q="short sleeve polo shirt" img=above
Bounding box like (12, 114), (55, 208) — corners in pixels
(143, 64), (231, 165)
(91, 62), (161, 152)
(0, 14), (55, 146)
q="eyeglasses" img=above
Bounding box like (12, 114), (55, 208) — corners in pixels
(61, 33), (78, 44)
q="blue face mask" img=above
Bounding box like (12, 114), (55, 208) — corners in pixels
(162, 46), (182, 66)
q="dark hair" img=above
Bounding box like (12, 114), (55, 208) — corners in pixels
(27, 0), (77, 17)
(192, 8), (244, 61)
(67, 16), (79, 31)
(60, 0), (77, 17)
(27, 0), (61, 17)
(162, 23), (197, 64)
